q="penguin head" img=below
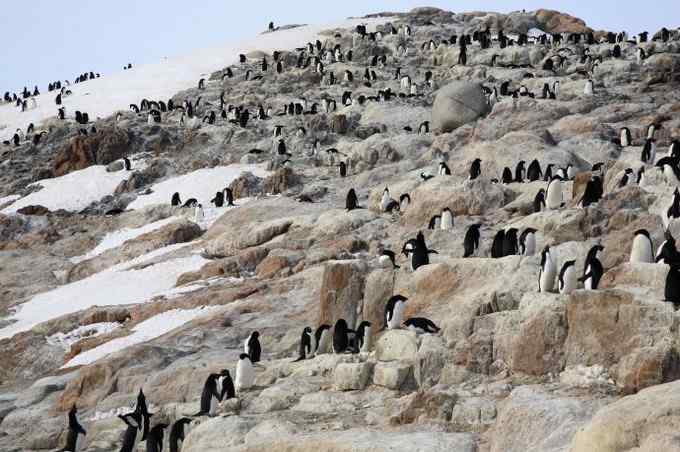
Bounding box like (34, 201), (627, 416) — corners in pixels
(251, 331), (260, 339)
(220, 369), (231, 378)
(239, 353), (250, 360)
(303, 326), (312, 334)
(634, 229), (651, 239)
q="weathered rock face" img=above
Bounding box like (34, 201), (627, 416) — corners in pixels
(319, 260), (367, 328)
(431, 82), (490, 133)
(52, 128), (130, 177)
(263, 167), (299, 195)
(229, 171), (264, 199)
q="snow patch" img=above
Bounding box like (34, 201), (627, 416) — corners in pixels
(63, 306), (220, 368)
(0, 194), (20, 206)
(47, 322), (121, 348)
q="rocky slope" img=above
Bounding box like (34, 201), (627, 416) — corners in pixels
(1, 6), (680, 452)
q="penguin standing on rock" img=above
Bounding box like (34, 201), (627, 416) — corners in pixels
(118, 410), (142, 452)
(558, 260), (577, 294)
(527, 159), (542, 181)
(355, 321), (372, 353)
(384, 295), (408, 330)
(463, 224), (482, 257)
(59, 405), (86, 452)
(620, 127), (632, 147)
(519, 228), (537, 256)
(469, 158), (482, 180)
(538, 246), (557, 293)
(145, 424), (168, 452)
(440, 207), (454, 230)
(665, 264), (680, 308)
(244, 331), (261, 363)
(533, 189), (547, 213)
(491, 230), (506, 258)
(656, 230), (680, 265)
(546, 176), (563, 210)
(346, 188), (360, 211)
(169, 418), (192, 452)
(294, 327), (316, 361)
(171, 192), (181, 206)
(580, 245), (604, 290)
(235, 354), (255, 394)
(315, 324), (332, 355)
(630, 229), (654, 263)
(333, 319), (351, 353)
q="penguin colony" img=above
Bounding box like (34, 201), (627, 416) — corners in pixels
(5, 12), (680, 452)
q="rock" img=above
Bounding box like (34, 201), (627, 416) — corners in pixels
(376, 330), (419, 362)
(414, 334), (448, 389)
(206, 218), (292, 257)
(334, 362), (373, 391)
(330, 114), (349, 134)
(182, 416), (256, 451)
(228, 171), (264, 199)
(263, 167), (299, 195)
(534, 9), (591, 33)
(373, 362), (413, 389)
(52, 128), (129, 177)
(451, 397), (497, 432)
(106, 160), (125, 172)
(16, 205), (50, 216)
(361, 269), (395, 339)
(319, 260), (367, 328)
(431, 81), (490, 133)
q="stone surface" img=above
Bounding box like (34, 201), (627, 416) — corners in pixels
(431, 81), (490, 133)
(334, 362), (373, 391)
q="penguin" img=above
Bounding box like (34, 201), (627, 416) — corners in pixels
(211, 191), (225, 207)
(194, 372), (224, 416)
(418, 121), (430, 134)
(469, 158), (482, 180)
(380, 187), (392, 212)
(584, 79), (594, 96)
(135, 389), (152, 442)
(669, 140), (680, 159)
(400, 193), (411, 211)
(314, 324), (332, 355)
(439, 162), (451, 176)
(641, 138), (657, 164)
(244, 331), (261, 363)
(171, 192), (181, 206)
(339, 161), (347, 177)
(579, 175), (603, 207)
(294, 327), (316, 361)
(403, 317), (440, 334)
(224, 187), (235, 207)
(123, 157), (131, 171)
(502, 228), (519, 256)
(664, 264), (680, 308)
(183, 198), (198, 208)
(491, 230), (506, 258)
(169, 418), (192, 452)
(193, 204), (204, 225)
(428, 215), (441, 230)
(502, 167), (513, 184)
(527, 159), (542, 181)
(235, 353), (255, 393)
(59, 405), (86, 452)
(637, 166), (647, 186)
(630, 229), (654, 263)
(620, 127), (632, 147)
(519, 228), (537, 256)
(546, 176), (563, 210)
(657, 230), (680, 265)
(333, 319), (350, 353)
(538, 246), (557, 293)
(379, 249), (400, 269)
(667, 188), (680, 222)
(514, 161), (527, 182)
(346, 188), (360, 211)
(558, 260), (578, 295)
(145, 424), (168, 452)
(580, 245), (604, 290)
(384, 295), (408, 330)
(421, 172), (434, 181)
(440, 207), (454, 230)
(355, 321), (372, 353)
(219, 370), (236, 402)
(647, 123), (657, 139)
(619, 168), (634, 188)
(118, 411), (142, 452)
(463, 223), (482, 257)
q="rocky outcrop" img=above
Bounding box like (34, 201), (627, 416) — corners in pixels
(432, 82), (490, 133)
(52, 128), (130, 177)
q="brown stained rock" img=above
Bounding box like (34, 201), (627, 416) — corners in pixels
(16, 205), (50, 216)
(52, 128), (129, 177)
(256, 255), (290, 279)
(362, 269), (395, 335)
(228, 171), (264, 199)
(534, 9), (591, 33)
(330, 114), (349, 134)
(571, 171), (592, 201)
(263, 167), (299, 195)
(318, 260), (367, 328)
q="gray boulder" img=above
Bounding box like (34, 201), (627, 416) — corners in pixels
(432, 82), (490, 133)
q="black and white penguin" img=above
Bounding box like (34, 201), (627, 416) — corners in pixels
(491, 230), (506, 258)
(314, 324), (332, 355)
(580, 245), (604, 290)
(558, 260), (578, 295)
(146, 424), (168, 452)
(380, 187), (393, 212)
(118, 410), (142, 452)
(428, 215), (441, 230)
(294, 327), (316, 361)
(502, 167), (513, 184)
(514, 161), (526, 182)
(630, 229), (654, 263)
(618, 168), (634, 188)
(235, 353), (255, 393)
(333, 319), (350, 353)
(538, 246), (557, 293)
(224, 187), (235, 207)
(441, 207), (454, 230)
(60, 405), (86, 452)
(439, 162), (451, 176)
(463, 223), (482, 257)
(418, 121), (430, 134)
(355, 321), (372, 353)
(404, 317), (440, 334)
(469, 158), (482, 180)
(183, 198), (198, 208)
(667, 188), (680, 222)
(544, 164), (554, 181)
(579, 175), (603, 207)
(647, 123), (657, 139)
(346, 188), (360, 211)
(503, 228), (519, 256)
(195, 372), (225, 416)
(519, 228), (537, 256)
(641, 138), (657, 164)
(171, 192), (181, 207)
(384, 295), (408, 330)
(244, 331), (261, 363)
(405, 231), (437, 271)
(169, 418), (192, 452)
(527, 159), (542, 181)
(379, 249), (400, 269)
(584, 79), (594, 96)
(421, 172), (434, 181)
(400, 193), (411, 211)
(211, 191), (225, 207)
(546, 176), (563, 210)
(664, 264), (680, 308)
(656, 230), (680, 265)
(620, 127), (632, 147)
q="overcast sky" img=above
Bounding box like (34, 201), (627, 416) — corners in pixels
(1, 0), (677, 92)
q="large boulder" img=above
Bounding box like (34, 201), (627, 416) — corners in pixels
(319, 260), (367, 328)
(52, 128), (130, 177)
(431, 82), (490, 133)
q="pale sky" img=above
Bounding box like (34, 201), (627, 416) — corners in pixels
(1, 0), (677, 92)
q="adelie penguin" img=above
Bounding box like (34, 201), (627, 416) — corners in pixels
(667, 188), (680, 223)
(630, 229), (654, 263)
(404, 317), (440, 334)
(169, 418), (192, 452)
(379, 248), (400, 269)
(118, 410), (143, 452)
(332, 319), (351, 353)
(580, 245), (604, 290)
(244, 331), (261, 363)
(171, 192), (181, 206)
(294, 327), (317, 361)
(641, 138), (656, 164)
(578, 175), (603, 207)
(656, 230), (680, 265)
(502, 228), (519, 256)
(440, 207), (454, 230)
(463, 223), (482, 257)
(546, 176), (563, 210)
(146, 424), (168, 452)
(58, 405), (86, 452)
(558, 260), (578, 295)
(538, 246), (557, 293)
(235, 354), (255, 395)
(195, 369), (233, 416)
(346, 188), (361, 211)
(618, 168), (634, 188)
(438, 161), (451, 175)
(620, 127), (632, 147)
(384, 295), (408, 330)
(354, 321), (372, 353)
(519, 228), (537, 256)
(664, 263), (680, 309)
(314, 324), (332, 355)
(527, 159), (542, 181)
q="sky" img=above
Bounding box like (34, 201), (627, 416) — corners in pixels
(1, 0), (678, 93)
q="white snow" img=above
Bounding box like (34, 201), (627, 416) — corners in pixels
(0, 246), (207, 340)
(47, 322), (121, 348)
(126, 164), (269, 210)
(63, 306), (220, 368)
(0, 18), (390, 141)
(70, 216), (181, 263)
(0, 194), (20, 206)
(1, 163), (145, 215)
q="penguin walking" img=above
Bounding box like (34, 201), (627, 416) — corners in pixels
(519, 228), (537, 256)
(314, 324), (332, 355)
(145, 424), (168, 452)
(558, 260), (577, 295)
(169, 418), (192, 452)
(533, 189), (546, 213)
(346, 188), (360, 211)
(630, 229), (654, 263)
(439, 161), (451, 176)
(463, 223), (482, 257)
(384, 295), (408, 330)
(294, 327), (316, 361)
(355, 321), (372, 353)
(641, 138), (657, 164)
(538, 246), (557, 293)
(546, 176), (563, 210)
(211, 191), (225, 207)
(118, 411), (143, 452)
(235, 354), (255, 394)
(244, 331), (261, 363)
(580, 245), (604, 290)
(407, 231), (437, 270)
(332, 319), (351, 353)
(404, 317), (440, 334)
(59, 405), (87, 452)
(440, 207), (454, 230)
